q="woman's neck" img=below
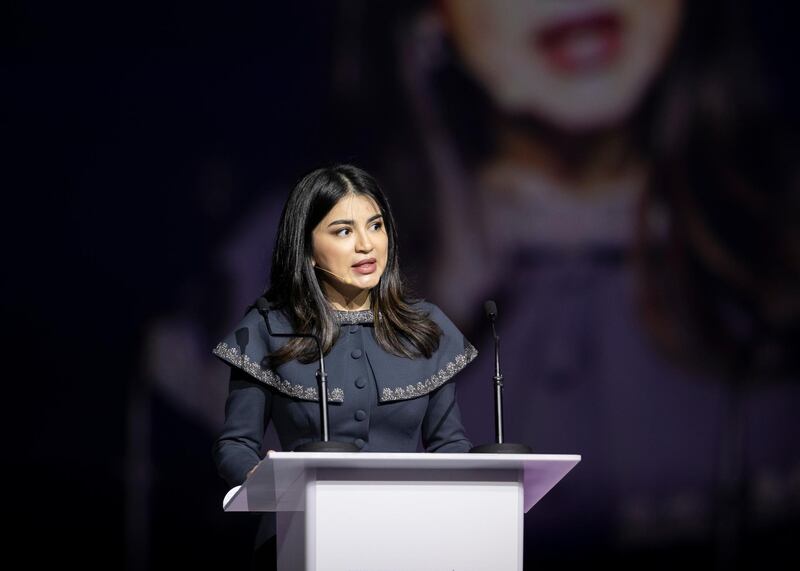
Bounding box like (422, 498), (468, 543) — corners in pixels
(321, 281), (371, 311)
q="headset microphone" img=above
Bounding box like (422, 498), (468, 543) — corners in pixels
(314, 264), (354, 286)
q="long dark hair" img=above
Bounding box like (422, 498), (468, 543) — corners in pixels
(263, 164), (442, 365)
(631, 1), (800, 380)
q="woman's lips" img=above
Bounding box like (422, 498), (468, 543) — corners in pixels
(351, 259), (377, 275)
(533, 10), (623, 73)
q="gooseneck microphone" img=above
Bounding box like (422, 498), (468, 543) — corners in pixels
(234, 327), (250, 365)
(470, 300), (532, 454)
(485, 300), (504, 443)
(256, 297), (358, 452)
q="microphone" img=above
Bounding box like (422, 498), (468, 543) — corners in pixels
(255, 297), (358, 452)
(234, 327), (250, 367)
(470, 300), (532, 454)
(484, 300), (497, 322)
(484, 301), (500, 381)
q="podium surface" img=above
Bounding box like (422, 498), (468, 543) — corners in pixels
(224, 452), (580, 570)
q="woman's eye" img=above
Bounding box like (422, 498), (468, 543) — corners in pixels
(336, 227), (351, 237)
(370, 222), (383, 231)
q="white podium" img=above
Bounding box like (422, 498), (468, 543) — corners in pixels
(224, 451), (580, 570)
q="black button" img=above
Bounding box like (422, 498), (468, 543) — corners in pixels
(351, 349), (362, 359)
(354, 438), (365, 448)
(354, 377), (367, 389)
(349, 326), (359, 334)
(354, 410), (367, 421)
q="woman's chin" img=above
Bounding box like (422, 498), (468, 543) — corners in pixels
(350, 275), (380, 290)
(325, 271), (381, 296)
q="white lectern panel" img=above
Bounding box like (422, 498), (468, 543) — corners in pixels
(314, 477), (521, 570)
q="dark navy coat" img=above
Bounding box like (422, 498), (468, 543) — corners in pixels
(212, 301), (478, 489)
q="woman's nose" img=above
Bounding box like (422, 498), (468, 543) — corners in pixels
(355, 228), (374, 253)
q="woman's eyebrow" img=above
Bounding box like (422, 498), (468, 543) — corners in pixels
(327, 213), (383, 227)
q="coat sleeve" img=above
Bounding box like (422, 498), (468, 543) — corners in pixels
(421, 379), (473, 453)
(212, 366), (274, 487)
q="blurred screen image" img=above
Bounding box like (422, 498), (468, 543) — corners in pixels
(5, 1), (799, 569)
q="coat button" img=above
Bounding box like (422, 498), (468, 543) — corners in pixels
(354, 438), (365, 448)
(354, 377), (366, 389)
(351, 349), (362, 359)
(354, 410), (367, 421)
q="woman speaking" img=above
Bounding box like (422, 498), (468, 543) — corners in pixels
(211, 164), (477, 566)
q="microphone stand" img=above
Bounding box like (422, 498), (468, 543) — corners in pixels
(256, 298), (358, 452)
(470, 300), (532, 454)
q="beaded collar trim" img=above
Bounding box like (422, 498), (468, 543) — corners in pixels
(332, 309), (375, 325)
(379, 342), (478, 402)
(213, 339), (477, 404)
(212, 342), (345, 403)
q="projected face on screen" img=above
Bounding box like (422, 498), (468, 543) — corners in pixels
(442, 0), (683, 131)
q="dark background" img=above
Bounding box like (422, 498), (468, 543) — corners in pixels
(4, 1), (800, 569)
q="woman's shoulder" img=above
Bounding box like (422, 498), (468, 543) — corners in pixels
(212, 301), (292, 361)
(409, 298), (441, 316)
(408, 299), (461, 334)
(256, 301), (294, 327)
(372, 298), (478, 401)
(237, 299), (296, 327)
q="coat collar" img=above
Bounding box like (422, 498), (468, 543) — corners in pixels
(331, 309), (374, 324)
(213, 304), (476, 403)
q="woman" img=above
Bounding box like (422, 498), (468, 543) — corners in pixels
(211, 164), (477, 566)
